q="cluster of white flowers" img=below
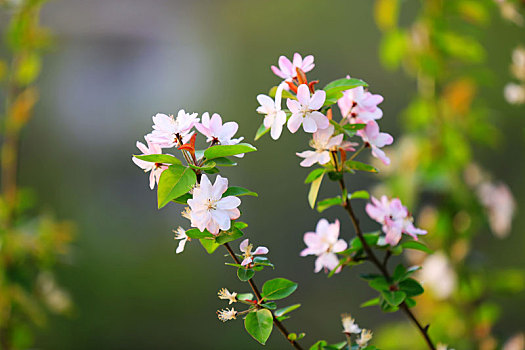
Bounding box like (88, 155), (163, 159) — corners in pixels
(504, 46), (525, 105)
(341, 314), (373, 349)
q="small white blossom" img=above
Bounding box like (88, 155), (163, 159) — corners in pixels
(256, 83), (287, 140)
(341, 313), (361, 334)
(174, 227), (189, 254)
(239, 239), (269, 266)
(356, 329), (373, 348)
(217, 308), (237, 322)
(147, 110), (199, 148)
(218, 288), (237, 304)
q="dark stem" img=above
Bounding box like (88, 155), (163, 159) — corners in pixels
(223, 243), (304, 350)
(337, 179), (436, 350)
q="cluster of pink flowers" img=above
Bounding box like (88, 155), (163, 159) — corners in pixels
(258, 53), (393, 167)
(133, 110), (244, 190)
(133, 110), (247, 242)
(365, 195), (427, 246)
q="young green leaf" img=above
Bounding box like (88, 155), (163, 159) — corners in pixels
(223, 186), (258, 197)
(133, 154), (182, 165)
(189, 161), (216, 171)
(305, 168), (325, 184)
(349, 190), (370, 200)
(208, 157), (237, 167)
(400, 240), (433, 254)
(204, 143), (257, 159)
(185, 228), (214, 239)
(360, 297), (380, 308)
(157, 164), (197, 209)
(172, 192), (192, 204)
(215, 226), (244, 245)
(344, 160), (378, 173)
(244, 309), (273, 345)
(308, 172), (324, 209)
(381, 290), (406, 306)
(199, 238), (220, 254)
(262, 278), (298, 301)
(274, 304), (301, 317)
(399, 278), (424, 297)
(237, 267), (255, 282)
(317, 196), (342, 213)
(255, 123), (270, 141)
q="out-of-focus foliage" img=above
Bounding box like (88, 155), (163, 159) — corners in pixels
(373, 0), (524, 349)
(0, 1), (74, 349)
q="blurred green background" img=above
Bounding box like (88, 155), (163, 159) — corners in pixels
(1, 0), (523, 348)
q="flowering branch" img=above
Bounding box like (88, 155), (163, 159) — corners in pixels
(223, 243), (304, 350)
(338, 177), (436, 350)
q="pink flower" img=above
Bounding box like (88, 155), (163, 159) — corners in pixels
(187, 175), (241, 235)
(301, 219), (348, 274)
(366, 196), (426, 246)
(195, 112), (243, 146)
(296, 125), (356, 167)
(271, 53), (315, 81)
(147, 110), (199, 148)
(338, 82), (383, 122)
(477, 182), (516, 238)
(256, 83), (287, 140)
(239, 239), (269, 266)
(132, 139), (168, 189)
(287, 84), (329, 133)
(358, 120), (393, 165)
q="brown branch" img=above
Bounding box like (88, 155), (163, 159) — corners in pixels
(337, 179), (436, 350)
(223, 243), (304, 350)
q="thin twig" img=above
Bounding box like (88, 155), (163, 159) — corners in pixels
(338, 178), (436, 350)
(223, 243), (304, 350)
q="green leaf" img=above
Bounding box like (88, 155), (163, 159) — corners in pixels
(399, 278), (424, 297)
(204, 143), (257, 159)
(237, 268), (255, 282)
(349, 190), (370, 200)
(223, 186), (258, 197)
(274, 304), (301, 317)
(393, 264), (407, 282)
(401, 240), (433, 254)
(172, 192), (192, 204)
(360, 297), (380, 308)
(208, 157), (237, 167)
(199, 238), (220, 254)
(310, 340), (328, 350)
(351, 233), (380, 250)
(133, 154), (182, 165)
(255, 123), (270, 141)
(185, 228), (214, 239)
(344, 160), (378, 173)
(317, 196), (342, 213)
(234, 221), (248, 230)
(244, 309), (273, 345)
(262, 278), (298, 301)
(189, 161), (216, 170)
(323, 78), (368, 95)
(237, 293), (254, 301)
(308, 172), (324, 209)
(381, 290), (406, 306)
(261, 302), (276, 310)
(215, 226), (244, 245)
(157, 165), (197, 209)
(368, 277), (390, 292)
(405, 297), (417, 308)
(304, 168), (325, 184)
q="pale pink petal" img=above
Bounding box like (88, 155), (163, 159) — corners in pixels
(286, 99), (301, 114)
(287, 113), (303, 133)
(212, 175), (229, 199)
(296, 84), (311, 106)
(240, 239), (249, 253)
(217, 196), (241, 210)
(309, 90), (326, 110)
(302, 115), (318, 133)
(310, 111), (329, 130)
(253, 247), (269, 255)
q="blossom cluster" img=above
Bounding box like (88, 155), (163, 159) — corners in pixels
(504, 46), (525, 105)
(133, 110), (247, 242)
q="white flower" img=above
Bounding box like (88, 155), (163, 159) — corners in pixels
(286, 84), (329, 133)
(256, 83), (287, 140)
(239, 239), (269, 266)
(418, 252), (456, 300)
(217, 308), (237, 322)
(301, 219), (348, 274)
(174, 227), (189, 254)
(132, 138), (168, 189)
(437, 343), (455, 350)
(477, 182), (516, 238)
(296, 125), (354, 167)
(338, 84), (383, 122)
(341, 314), (361, 334)
(147, 110), (199, 148)
(504, 83), (525, 105)
(195, 112), (243, 145)
(356, 329), (373, 348)
(218, 288), (237, 304)
(187, 175), (241, 235)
